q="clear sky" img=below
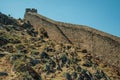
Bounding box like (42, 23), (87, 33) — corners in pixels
(0, 0), (120, 37)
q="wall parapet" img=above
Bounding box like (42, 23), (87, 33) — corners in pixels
(25, 8), (37, 13)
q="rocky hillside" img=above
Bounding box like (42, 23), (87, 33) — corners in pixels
(0, 10), (120, 80)
(24, 8), (120, 68)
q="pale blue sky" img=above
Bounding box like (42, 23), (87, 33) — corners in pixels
(0, 0), (120, 37)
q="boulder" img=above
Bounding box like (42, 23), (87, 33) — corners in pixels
(93, 70), (108, 80)
(64, 73), (72, 80)
(12, 63), (27, 72)
(27, 29), (38, 37)
(71, 71), (77, 79)
(0, 53), (6, 57)
(40, 52), (49, 59)
(9, 38), (21, 44)
(56, 64), (62, 71)
(16, 44), (25, 50)
(10, 54), (22, 63)
(76, 65), (81, 72)
(60, 54), (67, 64)
(77, 74), (84, 80)
(29, 59), (40, 66)
(2, 45), (15, 53)
(39, 28), (49, 38)
(26, 65), (42, 80)
(81, 49), (87, 53)
(82, 60), (92, 67)
(0, 72), (8, 76)
(43, 64), (51, 74)
(0, 37), (9, 47)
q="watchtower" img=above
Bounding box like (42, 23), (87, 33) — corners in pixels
(25, 8), (37, 13)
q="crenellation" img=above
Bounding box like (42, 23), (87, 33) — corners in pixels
(25, 8), (37, 13)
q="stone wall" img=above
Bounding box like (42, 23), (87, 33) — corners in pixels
(25, 8), (37, 13)
(24, 11), (120, 67)
(24, 12), (71, 44)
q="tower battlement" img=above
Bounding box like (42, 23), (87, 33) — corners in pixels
(25, 8), (37, 13)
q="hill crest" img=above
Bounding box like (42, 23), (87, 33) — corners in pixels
(24, 8), (120, 68)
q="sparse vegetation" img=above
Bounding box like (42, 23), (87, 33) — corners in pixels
(0, 9), (120, 80)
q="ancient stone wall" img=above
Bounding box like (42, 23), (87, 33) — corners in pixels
(24, 11), (120, 67)
(59, 25), (120, 67)
(25, 8), (37, 13)
(24, 12), (71, 44)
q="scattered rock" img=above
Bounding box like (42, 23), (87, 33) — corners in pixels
(21, 21), (33, 29)
(2, 45), (15, 53)
(26, 65), (42, 80)
(12, 63), (27, 72)
(0, 53), (6, 57)
(40, 52), (49, 59)
(82, 60), (92, 67)
(60, 54), (67, 64)
(29, 59), (40, 66)
(10, 54), (22, 62)
(27, 28), (38, 37)
(93, 70), (106, 80)
(64, 72), (72, 80)
(20, 49), (29, 54)
(9, 38), (21, 44)
(31, 51), (39, 56)
(77, 74), (84, 80)
(39, 28), (49, 38)
(44, 46), (55, 52)
(0, 37), (9, 47)
(0, 10), (118, 80)
(16, 44), (25, 50)
(81, 49), (87, 53)
(71, 71), (77, 79)
(43, 64), (51, 74)
(0, 72), (8, 76)
(49, 59), (56, 68)
(76, 65), (81, 72)
(56, 64), (62, 71)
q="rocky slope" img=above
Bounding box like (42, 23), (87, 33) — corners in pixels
(0, 10), (120, 80)
(24, 8), (120, 68)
